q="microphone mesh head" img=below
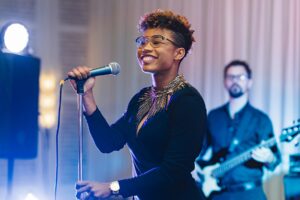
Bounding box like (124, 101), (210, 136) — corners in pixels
(109, 62), (121, 75)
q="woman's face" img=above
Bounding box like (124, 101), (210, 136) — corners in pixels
(136, 28), (182, 75)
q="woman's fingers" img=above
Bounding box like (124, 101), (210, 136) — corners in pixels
(68, 66), (91, 80)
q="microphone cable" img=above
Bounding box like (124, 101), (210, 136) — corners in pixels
(54, 78), (68, 200)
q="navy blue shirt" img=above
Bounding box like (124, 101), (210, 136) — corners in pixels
(85, 86), (207, 200)
(207, 103), (281, 186)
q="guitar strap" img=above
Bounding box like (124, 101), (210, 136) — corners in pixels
(228, 107), (255, 153)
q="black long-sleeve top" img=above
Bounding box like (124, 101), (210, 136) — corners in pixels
(85, 86), (207, 200)
(206, 103), (281, 186)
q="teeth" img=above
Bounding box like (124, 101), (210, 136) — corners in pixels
(142, 56), (155, 62)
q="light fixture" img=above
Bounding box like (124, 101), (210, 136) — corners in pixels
(0, 22), (29, 54)
(24, 193), (39, 200)
(39, 73), (57, 129)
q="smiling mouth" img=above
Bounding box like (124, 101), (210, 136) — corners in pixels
(141, 55), (157, 63)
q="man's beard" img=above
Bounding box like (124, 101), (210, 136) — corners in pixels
(228, 84), (244, 98)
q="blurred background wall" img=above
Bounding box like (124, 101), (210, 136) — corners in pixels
(0, 0), (299, 199)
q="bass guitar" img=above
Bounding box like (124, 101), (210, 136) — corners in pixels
(195, 122), (300, 197)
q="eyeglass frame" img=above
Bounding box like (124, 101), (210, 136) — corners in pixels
(135, 34), (180, 48)
(225, 74), (249, 81)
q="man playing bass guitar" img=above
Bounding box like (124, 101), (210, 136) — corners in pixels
(194, 60), (281, 200)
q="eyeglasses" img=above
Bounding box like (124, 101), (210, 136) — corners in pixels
(135, 35), (179, 48)
(225, 74), (248, 81)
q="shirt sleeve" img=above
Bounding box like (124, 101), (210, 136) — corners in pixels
(84, 93), (139, 153)
(118, 93), (207, 197)
(84, 108), (127, 153)
(258, 114), (281, 171)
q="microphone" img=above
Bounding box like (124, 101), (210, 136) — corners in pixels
(90, 62), (121, 77)
(66, 62), (121, 80)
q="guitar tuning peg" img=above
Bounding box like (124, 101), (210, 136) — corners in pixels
(294, 135), (300, 147)
(292, 119), (300, 124)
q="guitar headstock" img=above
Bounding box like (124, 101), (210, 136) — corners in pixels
(280, 121), (300, 142)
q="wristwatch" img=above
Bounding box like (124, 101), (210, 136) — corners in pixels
(110, 181), (120, 195)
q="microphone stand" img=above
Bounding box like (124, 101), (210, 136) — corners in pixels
(76, 79), (85, 200)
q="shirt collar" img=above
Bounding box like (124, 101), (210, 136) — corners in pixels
(225, 101), (250, 119)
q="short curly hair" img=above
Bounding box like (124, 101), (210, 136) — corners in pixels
(138, 9), (195, 56)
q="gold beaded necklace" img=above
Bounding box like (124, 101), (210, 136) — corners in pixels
(136, 74), (188, 123)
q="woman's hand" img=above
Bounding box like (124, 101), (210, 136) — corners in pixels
(67, 66), (97, 115)
(67, 66), (96, 94)
(76, 181), (112, 200)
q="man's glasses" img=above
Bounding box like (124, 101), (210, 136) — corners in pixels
(225, 74), (248, 81)
(135, 35), (179, 48)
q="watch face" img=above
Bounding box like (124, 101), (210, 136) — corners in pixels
(110, 181), (120, 193)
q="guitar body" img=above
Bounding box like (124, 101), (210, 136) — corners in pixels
(193, 149), (228, 197)
(201, 163), (221, 197)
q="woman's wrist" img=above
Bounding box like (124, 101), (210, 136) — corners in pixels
(82, 90), (97, 115)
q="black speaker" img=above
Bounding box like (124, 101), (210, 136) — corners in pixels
(0, 52), (40, 158)
(284, 174), (300, 200)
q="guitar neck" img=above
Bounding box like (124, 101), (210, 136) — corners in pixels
(212, 137), (276, 178)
